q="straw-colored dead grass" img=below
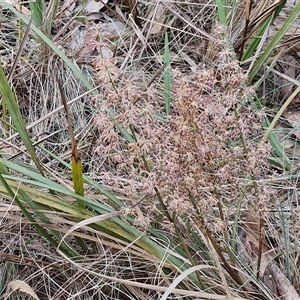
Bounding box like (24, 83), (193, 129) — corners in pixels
(1, 1), (300, 299)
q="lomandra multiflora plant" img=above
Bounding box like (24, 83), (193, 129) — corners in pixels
(93, 30), (271, 235)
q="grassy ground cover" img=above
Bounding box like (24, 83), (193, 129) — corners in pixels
(0, 0), (300, 299)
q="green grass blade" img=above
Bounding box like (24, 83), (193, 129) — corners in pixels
(71, 155), (84, 196)
(0, 162), (80, 257)
(261, 86), (300, 144)
(241, 2), (285, 61)
(215, 0), (227, 26)
(0, 172), (55, 243)
(46, 0), (59, 35)
(0, 168), (142, 245)
(248, 2), (300, 82)
(58, 80), (84, 207)
(0, 159), (198, 283)
(40, 145), (126, 208)
(241, 16), (273, 61)
(1, 3), (135, 146)
(255, 97), (292, 170)
(263, 125), (292, 171)
(107, 109), (135, 143)
(1, 172), (185, 265)
(0, 60), (44, 176)
(1, 1), (93, 91)
(29, 0), (44, 27)
(0, 158), (108, 212)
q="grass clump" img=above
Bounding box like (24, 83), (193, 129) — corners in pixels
(93, 26), (269, 231)
(0, 1), (300, 299)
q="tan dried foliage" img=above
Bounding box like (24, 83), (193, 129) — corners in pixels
(238, 209), (300, 299)
(93, 27), (271, 233)
(6, 280), (39, 300)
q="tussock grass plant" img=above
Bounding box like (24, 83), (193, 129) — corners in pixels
(0, 0), (300, 299)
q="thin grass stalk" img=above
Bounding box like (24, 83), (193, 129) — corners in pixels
(7, 18), (32, 82)
(172, 212), (205, 290)
(58, 80), (85, 206)
(17, 2), (23, 40)
(205, 228), (246, 291)
(256, 211), (264, 280)
(231, 204), (243, 265)
(2, 99), (9, 138)
(58, 80), (89, 250)
(238, 0), (252, 61)
(280, 202), (291, 281)
(262, 85), (300, 143)
(253, 45), (286, 88)
(190, 186), (247, 293)
(216, 196), (236, 265)
(1, 2), (94, 91)
(164, 32), (172, 115)
(189, 193), (246, 292)
(254, 97), (292, 170)
(2, 17), (33, 139)
(2, 4), (135, 149)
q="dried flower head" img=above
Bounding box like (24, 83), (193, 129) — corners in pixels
(93, 35), (270, 232)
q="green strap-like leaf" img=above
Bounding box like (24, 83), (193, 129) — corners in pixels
(215, 0), (227, 26)
(58, 80), (85, 207)
(248, 1), (300, 82)
(0, 61), (44, 175)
